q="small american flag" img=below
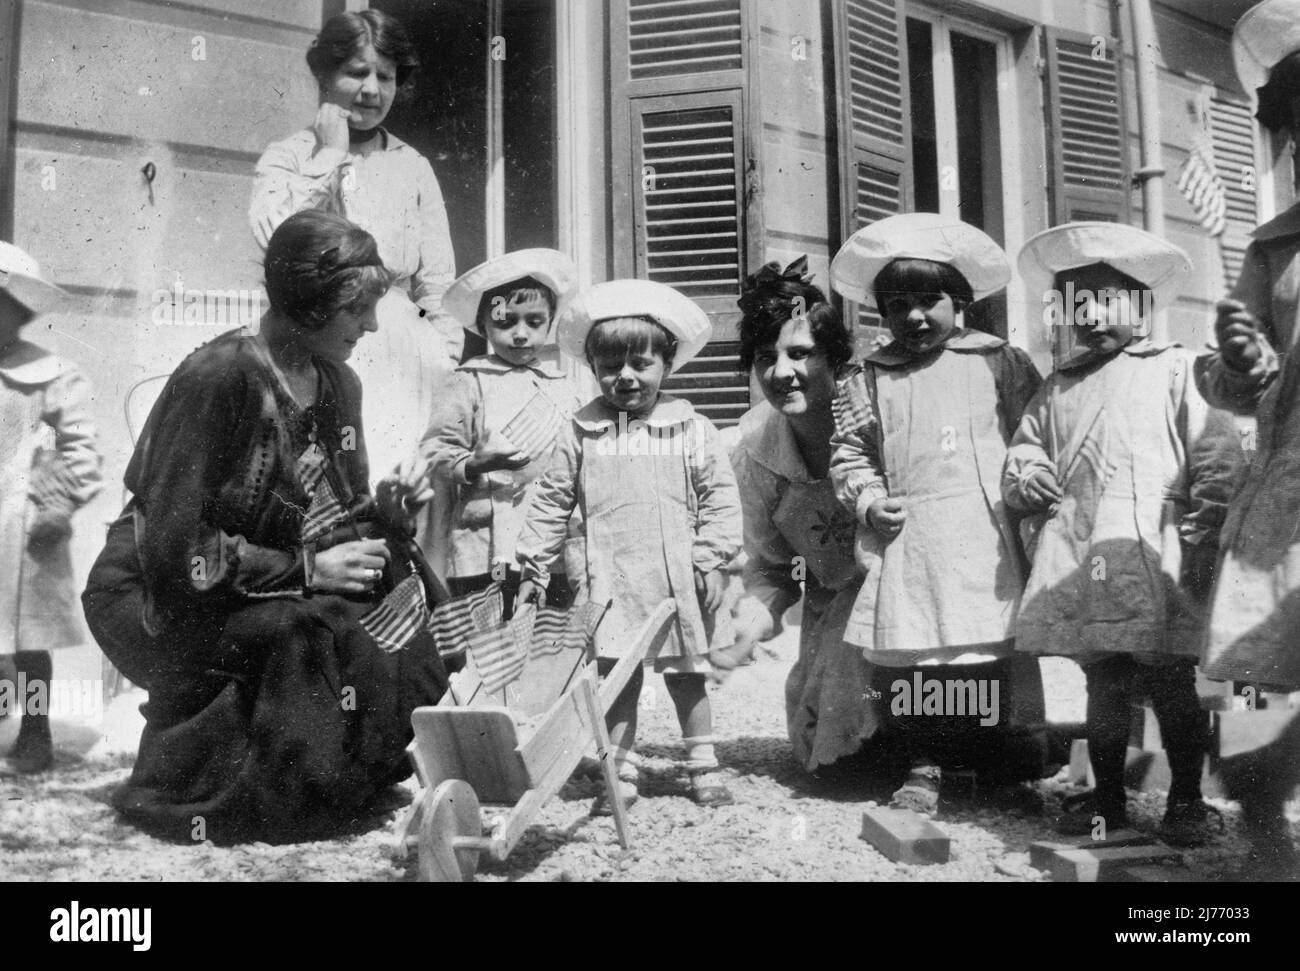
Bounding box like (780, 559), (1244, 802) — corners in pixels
(360, 573), (428, 653)
(1176, 145), (1227, 238)
(529, 600), (608, 660)
(466, 604), (535, 693)
(499, 390), (563, 462)
(831, 371), (874, 437)
(426, 582), (505, 663)
(297, 445), (350, 543)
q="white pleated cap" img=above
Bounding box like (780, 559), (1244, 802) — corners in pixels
(0, 241), (67, 316)
(1017, 222), (1193, 310)
(442, 248), (578, 332)
(1232, 0), (1300, 99)
(830, 213), (1011, 309)
(557, 279), (712, 369)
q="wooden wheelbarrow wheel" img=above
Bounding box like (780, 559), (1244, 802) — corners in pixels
(418, 779), (484, 882)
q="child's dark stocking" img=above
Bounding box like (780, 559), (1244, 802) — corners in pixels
(1144, 660), (1207, 802)
(1066, 655), (1131, 830)
(1143, 659), (1221, 846)
(7, 650), (53, 773)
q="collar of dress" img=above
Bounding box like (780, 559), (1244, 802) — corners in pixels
(0, 338), (64, 386)
(573, 394), (697, 432)
(737, 399), (817, 483)
(458, 349), (566, 379)
(1056, 337), (1181, 372)
(865, 328), (1006, 367)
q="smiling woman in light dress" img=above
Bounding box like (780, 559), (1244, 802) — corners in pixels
(719, 257), (877, 776)
(250, 9), (458, 483)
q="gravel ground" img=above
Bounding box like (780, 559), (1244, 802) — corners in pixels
(2, 623), (1297, 882)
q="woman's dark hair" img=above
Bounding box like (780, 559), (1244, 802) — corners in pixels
(585, 317), (677, 368)
(737, 256), (851, 372)
(307, 10), (419, 94)
(264, 210), (393, 330)
(872, 258), (975, 311)
(475, 276), (558, 332)
(1256, 50), (1300, 132)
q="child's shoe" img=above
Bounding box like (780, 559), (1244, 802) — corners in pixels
(688, 768), (734, 807)
(2, 717), (54, 775)
(1054, 790), (1128, 835)
(890, 763), (941, 817)
(1157, 798), (1224, 847)
(683, 736), (734, 806)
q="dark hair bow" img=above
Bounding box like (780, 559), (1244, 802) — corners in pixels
(738, 255), (817, 319)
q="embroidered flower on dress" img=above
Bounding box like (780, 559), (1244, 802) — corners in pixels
(810, 507), (855, 547)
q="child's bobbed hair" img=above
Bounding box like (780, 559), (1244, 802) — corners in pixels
(584, 316), (677, 368)
(264, 210), (393, 331)
(474, 275), (558, 332)
(1052, 263), (1155, 311)
(872, 258), (975, 311)
(1256, 50), (1300, 132)
(737, 256), (851, 373)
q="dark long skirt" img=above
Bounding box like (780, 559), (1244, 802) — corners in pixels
(84, 517), (448, 844)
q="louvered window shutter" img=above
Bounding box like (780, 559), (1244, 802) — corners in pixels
(836, 0), (912, 236)
(612, 0), (755, 426)
(1043, 29), (1131, 225)
(1210, 94), (1261, 290)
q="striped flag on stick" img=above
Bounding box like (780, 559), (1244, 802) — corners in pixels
(425, 582), (505, 663)
(297, 445), (351, 543)
(499, 391), (563, 462)
(466, 604), (535, 693)
(529, 600), (609, 660)
(1176, 144), (1228, 238)
(360, 573), (429, 653)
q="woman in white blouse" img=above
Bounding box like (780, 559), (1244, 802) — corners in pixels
(250, 9), (458, 483)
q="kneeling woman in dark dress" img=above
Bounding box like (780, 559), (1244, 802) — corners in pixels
(83, 209), (447, 843)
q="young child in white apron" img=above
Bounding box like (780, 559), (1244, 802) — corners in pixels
(829, 214), (1046, 816)
(1006, 223), (1235, 846)
(515, 280), (743, 808)
(419, 250), (583, 616)
(0, 241), (102, 774)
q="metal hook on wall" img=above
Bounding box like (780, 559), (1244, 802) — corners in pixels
(141, 161), (156, 206)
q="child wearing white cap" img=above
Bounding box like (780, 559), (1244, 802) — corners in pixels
(1005, 222), (1236, 845)
(1191, 0), (1300, 875)
(417, 249), (584, 614)
(828, 213), (1047, 817)
(515, 279), (742, 808)
(0, 240), (102, 774)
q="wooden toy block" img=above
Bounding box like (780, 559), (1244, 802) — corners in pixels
(1028, 829), (1149, 871)
(859, 807), (949, 865)
(1051, 843), (1182, 882)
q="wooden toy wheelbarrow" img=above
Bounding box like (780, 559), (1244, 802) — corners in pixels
(395, 599), (676, 881)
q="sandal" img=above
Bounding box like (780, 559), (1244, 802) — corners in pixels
(890, 763), (941, 817)
(1055, 790), (1128, 836)
(1158, 798), (1225, 848)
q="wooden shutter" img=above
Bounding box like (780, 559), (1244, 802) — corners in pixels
(1210, 94), (1261, 290)
(1043, 28), (1131, 225)
(836, 0), (912, 236)
(612, 0), (755, 426)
